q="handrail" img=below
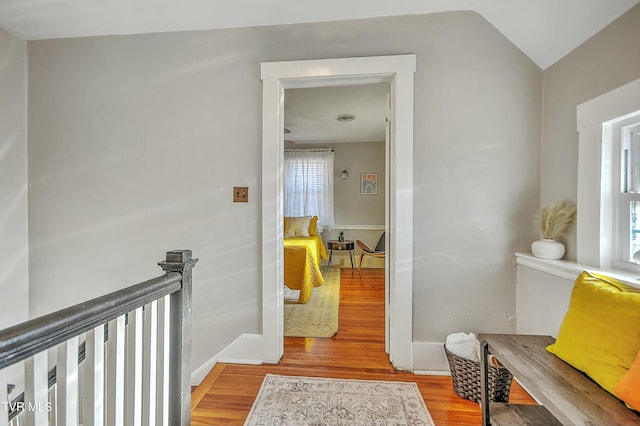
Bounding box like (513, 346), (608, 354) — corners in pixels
(0, 249), (197, 426)
(7, 327), (108, 421)
(0, 272), (182, 371)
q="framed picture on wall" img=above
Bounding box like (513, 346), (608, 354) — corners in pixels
(361, 173), (378, 195)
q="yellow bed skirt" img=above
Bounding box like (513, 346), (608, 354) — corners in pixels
(284, 235), (328, 303)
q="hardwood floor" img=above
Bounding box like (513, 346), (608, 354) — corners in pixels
(191, 268), (535, 425)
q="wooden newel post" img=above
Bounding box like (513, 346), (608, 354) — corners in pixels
(158, 250), (198, 426)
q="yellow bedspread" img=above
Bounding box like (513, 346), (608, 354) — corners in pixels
(284, 235), (328, 303)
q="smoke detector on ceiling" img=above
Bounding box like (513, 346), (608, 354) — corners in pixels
(335, 114), (356, 122)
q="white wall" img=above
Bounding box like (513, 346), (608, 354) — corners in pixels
(516, 262), (574, 336)
(541, 3), (640, 261)
(0, 28), (29, 329)
(411, 16), (542, 347)
(27, 11), (542, 373)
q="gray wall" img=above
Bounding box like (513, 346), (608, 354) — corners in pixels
(334, 142), (385, 226)
(541, 3), (640, 260)
(27, 11), (542, 371)
(0, 29), (29, 329)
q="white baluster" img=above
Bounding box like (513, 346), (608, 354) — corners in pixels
(155, 296), (170, 426)
(0, 368), (9, 426)
(105, 316), (125, 426)
(48, 385), (57, 425)
(78, 362), (84, 425)
(57, 336), (79, 426)
(24, 352), (48, 426)
(124, 308), (142, 426)
(84, 325), (105, 426)
(142, 302), (157, 426)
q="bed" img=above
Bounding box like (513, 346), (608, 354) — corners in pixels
(283, 217), (328, 303)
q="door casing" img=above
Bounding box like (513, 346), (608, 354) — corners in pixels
(260, 55), (416, 370)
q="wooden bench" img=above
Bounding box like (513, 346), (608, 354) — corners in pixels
(478, 334), (640, 426)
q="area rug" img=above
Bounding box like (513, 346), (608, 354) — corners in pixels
(284, 268), (340, 337)
(244, 374), (435, 426)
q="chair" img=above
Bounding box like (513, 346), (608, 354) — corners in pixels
(356, 232), (385, 271)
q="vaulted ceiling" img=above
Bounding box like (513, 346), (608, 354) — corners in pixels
(3, 1), (638, 144)
(1, 0), (638, 69)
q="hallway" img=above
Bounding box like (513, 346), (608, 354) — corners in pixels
(190, 268), (534, 425)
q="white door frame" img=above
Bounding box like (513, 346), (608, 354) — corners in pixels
(260, 55), (416, 370)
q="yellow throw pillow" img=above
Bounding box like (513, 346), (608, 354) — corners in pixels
(615, 349), (640, 411)
(284, 216), (311, 238)
(309, 216), (319, 236)
(547, 271), (640, 395)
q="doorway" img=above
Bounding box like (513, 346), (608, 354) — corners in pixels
(260, 55), (416, 370)
(282, 83), (388, 339)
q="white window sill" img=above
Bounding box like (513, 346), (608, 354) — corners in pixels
(515, 252), (640, 289)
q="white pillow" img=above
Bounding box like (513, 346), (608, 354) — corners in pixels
(284, 216), (312, 238)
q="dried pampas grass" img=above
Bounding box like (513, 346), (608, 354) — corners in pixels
(536, 202), (576, 240)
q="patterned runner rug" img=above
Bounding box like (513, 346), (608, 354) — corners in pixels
(244, 374), (435, 426)
(284, 268), (340, 337)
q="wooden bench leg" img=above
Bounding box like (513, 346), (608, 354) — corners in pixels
(480, 340), (491, 426)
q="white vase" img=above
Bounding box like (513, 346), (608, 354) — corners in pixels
(531, 239), (565, 260)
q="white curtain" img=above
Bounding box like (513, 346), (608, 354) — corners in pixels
(284, 149), (334, 229)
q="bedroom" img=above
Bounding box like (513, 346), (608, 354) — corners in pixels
(281, 84), (387, 337)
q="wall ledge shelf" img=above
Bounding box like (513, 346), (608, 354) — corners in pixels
(515, 253), (585, 281)
(515, 252), (640, 289)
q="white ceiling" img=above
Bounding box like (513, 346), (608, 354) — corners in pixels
(284, 85), (389, 144)
(0, 0), (638, 69)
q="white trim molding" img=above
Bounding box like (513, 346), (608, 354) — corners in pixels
(515, 252), (640, 289)
(411, 341), (449, 374)
(515, 253), (586, 281)
(576, 78), (640, 268)
(260, 55), (416, 369)
(330, 224), (385, 231)
(190, 333), (263, 385)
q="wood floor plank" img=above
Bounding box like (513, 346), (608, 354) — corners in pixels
(191, 268), (535, 425)
(192, 362), (227, 410)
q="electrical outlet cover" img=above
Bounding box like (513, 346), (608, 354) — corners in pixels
(233, 186), (248, 202)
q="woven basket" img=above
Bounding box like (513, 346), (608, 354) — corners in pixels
(444, 345), (513, 403)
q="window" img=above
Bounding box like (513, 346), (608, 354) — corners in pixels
(614, 119), (640, 270)
(283, 149), (334, 228)
(576, 78), (640, 269)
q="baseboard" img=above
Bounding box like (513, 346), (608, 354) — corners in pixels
(413, 370), (451, 376)
(191, 353), (222, 386)
(412, 341), (449, 373)
(192, 337), (450, 385)
(218, 333), (264, 364)
(191, 333), (264, 385)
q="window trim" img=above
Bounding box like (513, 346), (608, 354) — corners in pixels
(283, 149), (334, 227)
(611, 118), (640, 272)
(576, 77), (640, 269)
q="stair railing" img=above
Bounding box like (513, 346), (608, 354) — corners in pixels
(0, 249), (197, 426)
